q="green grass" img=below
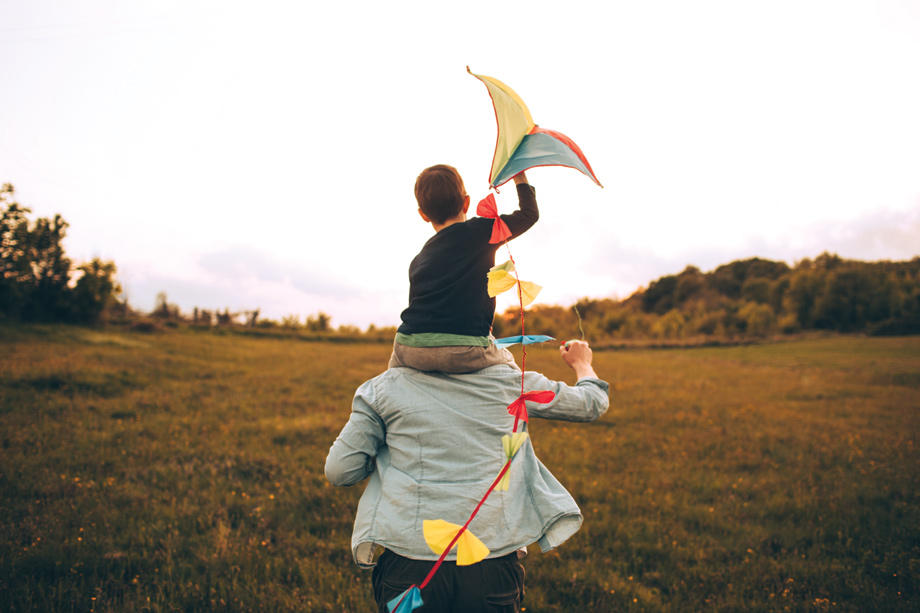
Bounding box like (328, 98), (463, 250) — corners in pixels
(1, 325), (917, 611)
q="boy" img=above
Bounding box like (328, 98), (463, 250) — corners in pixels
(390, 164), (538, 372)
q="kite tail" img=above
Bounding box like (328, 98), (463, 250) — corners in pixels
(507, 246), (527, 433)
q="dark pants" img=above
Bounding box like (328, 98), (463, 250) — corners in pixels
(372, 550), (525, 613)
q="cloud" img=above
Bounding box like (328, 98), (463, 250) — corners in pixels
(120, 245), (405, 327)
(589, 205), (920, 298)
(196, 246), (360, 298)
(797, 207), (920, 262)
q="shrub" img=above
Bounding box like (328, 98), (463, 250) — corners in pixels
(738, 301), (775, 337)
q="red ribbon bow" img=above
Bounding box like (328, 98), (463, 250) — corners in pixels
(477, 194), (512, 244)
(506, 390), (556, 423)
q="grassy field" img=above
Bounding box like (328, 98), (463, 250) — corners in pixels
(1, 325), (917, 612)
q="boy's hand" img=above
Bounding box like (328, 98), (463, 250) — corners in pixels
(559, 340), (598, 380)
(512, 171), (529, 186)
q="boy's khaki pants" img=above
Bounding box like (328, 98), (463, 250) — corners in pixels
(388, 342), (516, 373)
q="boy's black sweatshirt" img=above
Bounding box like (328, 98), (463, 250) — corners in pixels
(398, 183), (539, 337)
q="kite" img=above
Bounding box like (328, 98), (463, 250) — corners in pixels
(386, 69), (602, 613)
(487, 260), (542, 306)
(468, 67), (602, 189)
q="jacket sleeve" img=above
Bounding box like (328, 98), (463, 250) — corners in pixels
(522, 371), (610, 422)
(501, 183), (539, 239)
(324, 379), (386, 486)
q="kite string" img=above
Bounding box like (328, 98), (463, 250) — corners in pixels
(417, 458), (513, 590)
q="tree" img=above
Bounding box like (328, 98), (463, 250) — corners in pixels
(281, 314), (301, 329)
(738, 301), (775, 337)
(710, 258), (789, 298)
(0, 184), (30, 317)
(306, 312), (331, 332)
(674, 266), (706, 303)
(153, 292), (181, 320)
(813, 267), (883, 331)
(642, 274), (678, 314)
(741, 277), (771, 305)
(71, 258), (121, 323)
(783, 268), (822, 329)
(652, 309), (686, 339)
(0, 183), (72, 321)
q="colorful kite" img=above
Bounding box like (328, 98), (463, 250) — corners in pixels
(386, 69), (602, 613)
(468, 67), (602, 189)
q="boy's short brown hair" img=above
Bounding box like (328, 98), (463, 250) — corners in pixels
(415, 164), (467, 225)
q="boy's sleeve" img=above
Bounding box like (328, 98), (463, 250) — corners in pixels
(324, 379), (386, 486)
(500, 183), (539, 239)
(522, 370), (610, 422)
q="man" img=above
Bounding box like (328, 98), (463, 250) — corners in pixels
(325, 341), (610, 612)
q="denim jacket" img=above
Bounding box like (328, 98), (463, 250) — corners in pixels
(324, 364), (610, 568)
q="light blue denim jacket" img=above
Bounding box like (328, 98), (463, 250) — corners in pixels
(324, 364), (610, 568)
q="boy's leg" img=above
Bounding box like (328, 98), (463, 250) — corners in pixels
(431, 344), (517, 373)
(388, 341), (449, 371)
(389, 342), (517, 373)
(387, 340), (405, 369)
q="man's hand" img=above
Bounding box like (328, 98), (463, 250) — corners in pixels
(559, 340), (598, 380)
(512, 171), (529, 186)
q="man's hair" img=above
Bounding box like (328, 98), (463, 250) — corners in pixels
(415, 164), (466, 225)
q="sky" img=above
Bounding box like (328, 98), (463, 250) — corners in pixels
(2, 0), (919, 328)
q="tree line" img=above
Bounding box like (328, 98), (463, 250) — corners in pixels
(493, 253), (920, 342)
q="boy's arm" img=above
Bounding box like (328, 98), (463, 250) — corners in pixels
(324, 380), (386, 486)
(500, 171), (539, 239)
(512, 172), (529, 186)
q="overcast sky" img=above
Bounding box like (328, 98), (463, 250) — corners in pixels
(2, 0), (919, 327)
